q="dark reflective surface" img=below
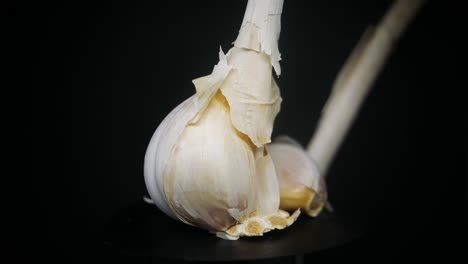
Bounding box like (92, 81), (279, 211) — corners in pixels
(104, 201), (366, 261)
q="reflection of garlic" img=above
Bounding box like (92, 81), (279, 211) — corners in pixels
(268, 137), (329, 217)
(144, 0), (300, 240)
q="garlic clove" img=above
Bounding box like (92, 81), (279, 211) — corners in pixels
(252, 148), (280, 215)
(267, 137), (328, 217)
(144, 95), (200, 220)
(162, 92), (257, 231)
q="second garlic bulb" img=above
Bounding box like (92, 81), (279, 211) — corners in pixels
(268, 136), (329, 217)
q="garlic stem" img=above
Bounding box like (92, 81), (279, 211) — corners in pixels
(235, 0), (284, 76)
(307, 0), (425, 175)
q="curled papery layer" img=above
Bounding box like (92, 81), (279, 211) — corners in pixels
(268, 136), (328, 217)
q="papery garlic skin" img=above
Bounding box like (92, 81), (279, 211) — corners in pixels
(144, 0), (297, 240)
(220, 47), (282, 147)
(268, 137), (328, 217)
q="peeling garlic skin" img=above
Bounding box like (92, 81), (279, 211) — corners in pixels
(267, 138), (328, 217)
(221, 47), (282, 148)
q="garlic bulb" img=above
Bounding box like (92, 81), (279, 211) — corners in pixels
(144, 0), (300, 240)
(267, 136), (329, 217)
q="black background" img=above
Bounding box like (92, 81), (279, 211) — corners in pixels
(7, 0), (467, 262)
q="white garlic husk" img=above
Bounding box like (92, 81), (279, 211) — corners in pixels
(144, 0), (300, 240)
(268, 136), (330, 217)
